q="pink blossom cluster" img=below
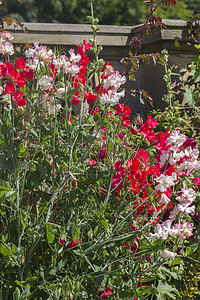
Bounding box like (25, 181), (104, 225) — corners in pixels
(0, 31), (14, 56)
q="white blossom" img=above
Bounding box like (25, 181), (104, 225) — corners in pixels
(99, 90), (125, 106)
(161, 249), (177, 260)
(39, 75), (53, 90)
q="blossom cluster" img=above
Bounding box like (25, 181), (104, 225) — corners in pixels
(0, 31), (126, 114)
(0, 31), (14, 56)
(93, 111), (200, 261)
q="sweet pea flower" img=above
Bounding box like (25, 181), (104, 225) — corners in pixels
(161, 249), (177, 260)
(39, 75), (53, 90)
(154, 172), (177, 192)
(99, 89), (125, 106)
(167, 129), (186, 150)
(100, 287), (113, 298)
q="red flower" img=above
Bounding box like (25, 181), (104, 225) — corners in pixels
(146, 115), (157, 128)
(0, 62), (16, 77)
(89, 107), (99, 116)
(4, 81), (15, 94)
(123, 106), (131, 118)
(130, 127), (139, 135)
(140, 124), (156, 142)
(77, 40), (92, 53)
(123, 119), (130, 128)
(15, 58), (26, 71)
(135, 149), (149, 164)
(115, 103), (124, 114)
(84, 91), (96, 104)
(100, 287), (113, 298)
(12, 91), (24, 101)
(25, 67), (34, 80)
(17, 97), (26, 107)
(59, 238), (65, 245)
(66, 239), (81, 250)
(162, 0), (176, 6)
(15, 74), (26, 87)
(72, 91), (80, 105)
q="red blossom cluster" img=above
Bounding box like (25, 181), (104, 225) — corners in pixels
(0, 58), (33, 106)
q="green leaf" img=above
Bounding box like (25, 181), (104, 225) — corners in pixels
(19, 287), (30, 300)
(71, 224), (80, 240)
(17, 143), (27, 158)
(0, 243), (11, 258)
(185, 87), (195, 106)
(175, 40), (180, 48)
(156, 281), (181, 300)
(94, 211), (109, 229)
(136, 286), (157, 296)
(36, 162), (50, 181)
(46, 223), (55, 243)
(26, 171), (41, 189)
(186, 243), (199, 255)
(13, 287), (21, 300)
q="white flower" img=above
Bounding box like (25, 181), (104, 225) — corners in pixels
(99, 90), (125, 106)
(161, 249), (177, 260)
(56, 88), (67, 97)
(176, 188), (196, 203)
(63, 61), (79, 76)
(159, 150), (171, 166)
(159, 193), (171, 204)
(68, 49), (81, 64)
(170, 222), (193, 240)
(39, 48), (53, 63)
(39, 75), (53, 90)
(1, 31), (14, 42)
(53, 57), (66, 69)
(177, 147), (200, 172)
(103, 71), (126, 91)
(150, 220), (172, 241)
(0, 41), (14, 56)
(25, 48), (35, 58)
(154, 172), (177, 192)
(167, 129), (186, 149)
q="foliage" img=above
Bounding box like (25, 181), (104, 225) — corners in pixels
(2, 0), (194, 26)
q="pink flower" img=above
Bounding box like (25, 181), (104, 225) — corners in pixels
(100, 287), (113, 298)
(191, 177), (200, 189)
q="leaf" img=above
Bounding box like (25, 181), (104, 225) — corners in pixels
(185, 87), (195, 106)
(26, 171), (41, 189)
(36, 162), (50, 181)
(19, 287), (31, 300)
(136, 286), (157, 296)
(46, 223), (55, 243)
(175, 40), (180, 48)
(0, 243), (11, 258)
(94, 211), (109, 229)
(156, 281), (181, 300)
(17, 143), (27, 158)
(71, 224), (80, 240)
(186, 243), (199, 255)
(13, 287), (21, 300)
